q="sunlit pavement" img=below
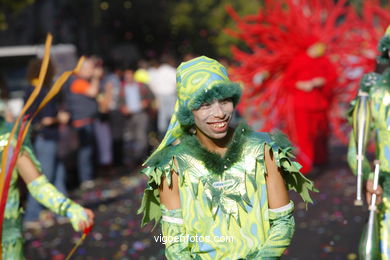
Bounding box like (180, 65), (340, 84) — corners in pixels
(24, 144), (367, 260)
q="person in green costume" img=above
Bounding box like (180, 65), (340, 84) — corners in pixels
(347, 26), (390, 259)
(0, 88), (94, 259)
(138, 56), (316, 259)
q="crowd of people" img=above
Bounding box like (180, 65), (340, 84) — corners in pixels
(21, 54), (178, 228)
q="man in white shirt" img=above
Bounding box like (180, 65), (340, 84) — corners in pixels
(148, 56), (177, 139)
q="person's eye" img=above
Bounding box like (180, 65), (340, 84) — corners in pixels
(200, 102), (211, 109)
(220, 98), (232, 104)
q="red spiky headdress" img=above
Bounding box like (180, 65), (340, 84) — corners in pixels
(227, 0), (390, 143)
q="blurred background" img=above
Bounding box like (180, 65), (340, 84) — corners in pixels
(0, 0), (260, 86)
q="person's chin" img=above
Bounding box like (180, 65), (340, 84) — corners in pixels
(207, 129), (229, 140)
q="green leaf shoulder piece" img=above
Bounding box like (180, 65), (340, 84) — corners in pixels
(253, 131), (318, 205)
(137, 144), (179, 228)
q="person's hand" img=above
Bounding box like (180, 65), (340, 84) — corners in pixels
(93, 66), (104, 79)
(296, 81), (313, 92)
(366, 180), (383, 206)
(67, 204), (94, 232)
(57, 111), (70, 124)
(312, 77), (325, 87)
(77, 208), (94, 232)
(141, 100), (150, 109)
(41, 116), (56, 126)
(120, 106), (129, 115)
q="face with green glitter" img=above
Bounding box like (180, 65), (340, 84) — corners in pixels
(192, 98), (234, 140)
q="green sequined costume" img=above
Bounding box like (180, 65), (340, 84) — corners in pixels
(1, 119), (88, 259)
(140, 123), (315, 259)
(347, 24), (390, 259)
(138, 56), (316, 259)
(347, 69), (390, 259)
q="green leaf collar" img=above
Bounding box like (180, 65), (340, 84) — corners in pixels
(179, 121), (252, 174)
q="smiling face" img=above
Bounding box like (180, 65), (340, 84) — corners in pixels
(192, 98), (234, 141)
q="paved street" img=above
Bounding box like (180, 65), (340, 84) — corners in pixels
(24, 144), (368, 260)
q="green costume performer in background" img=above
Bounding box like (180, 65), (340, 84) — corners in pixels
(347, 26), (390, 259)
(1, 111), (93, 258)
(139, 56), (317, 259)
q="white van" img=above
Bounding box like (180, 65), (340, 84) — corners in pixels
(0, 44), (77, 117)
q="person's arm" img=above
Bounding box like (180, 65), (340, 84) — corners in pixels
(159, 170), (192, 259)
(258, 146), (295, 258)
(295, 77), (325, 92)
(311, 77), (326, 87)
(86, 66), (104, 98)
(38, 100), (60, 126)
(40, 116), (57, 126)
(265, 146), (289, 208)
(159, 171), (181, 209)
(17, 153), (94, 231)
(85, 76), (100, 97)
(99, 80), (113, 113)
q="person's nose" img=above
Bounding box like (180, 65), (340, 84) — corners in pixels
(211, 102), (225, 118)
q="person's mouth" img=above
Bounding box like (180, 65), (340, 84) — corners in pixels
(207, 119), (229, 131)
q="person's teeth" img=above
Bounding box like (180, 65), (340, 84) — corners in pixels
(211, 122), (226, 128)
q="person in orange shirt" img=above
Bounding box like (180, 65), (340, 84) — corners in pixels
(70, 58), (101, 97)
(65, 57), (103, 188)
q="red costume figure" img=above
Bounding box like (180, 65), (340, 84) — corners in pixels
(282, 43), (337, 173)
(226, 0), (390, 174)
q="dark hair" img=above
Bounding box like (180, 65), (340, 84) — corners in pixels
(0, 74), (9, 100)
(26, 58), (56, 89)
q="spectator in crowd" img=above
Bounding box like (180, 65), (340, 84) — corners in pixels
(65, 56), (102, 188)
(148, 55), (177, 139)
(94, 58), (113, 171)
(121, 68), (154, 167)
(104, 61), (125, 167)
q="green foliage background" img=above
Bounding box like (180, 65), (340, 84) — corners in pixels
(0, 0), (35, 30)
(167, 0), (261, 57)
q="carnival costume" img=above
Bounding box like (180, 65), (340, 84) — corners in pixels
(348, 26), (390, 259)
(138, 56), (317, 259)
(226, 0), (390, 174)
(1, 117), (88, 259)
